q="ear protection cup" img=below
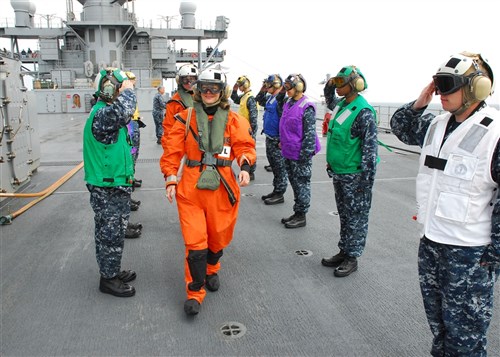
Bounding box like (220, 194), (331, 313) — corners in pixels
(272, 74), (282, 88)
(351, 75), (366, 92)
(295, 74), (306, 92)
(469, 72), (492, 101)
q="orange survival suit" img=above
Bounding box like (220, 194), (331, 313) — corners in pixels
(162, 91), (189, 149)
(160, 104), (256, 304)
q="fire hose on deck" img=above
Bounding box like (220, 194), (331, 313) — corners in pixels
(0, 162), (84, 225)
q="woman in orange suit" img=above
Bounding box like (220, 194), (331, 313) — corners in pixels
(160, 68), (256, 316)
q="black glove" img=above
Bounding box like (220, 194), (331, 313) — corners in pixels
(137, 119), (146, 128)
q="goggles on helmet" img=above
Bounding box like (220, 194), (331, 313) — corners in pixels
(181, 76), (197, 85)
(332, 76), (351, 88)
(432, 74), (469, 95)
(198, 82), (223, 94)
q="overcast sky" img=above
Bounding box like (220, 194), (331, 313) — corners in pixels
(1, 0), (499, 106)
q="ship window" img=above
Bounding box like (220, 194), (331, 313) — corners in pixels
(109, 29), (116, 43)
(89, 29), (95, 43)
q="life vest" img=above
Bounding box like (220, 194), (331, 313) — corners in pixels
(238, 91), (253, 121)
(83, 101), (134, 187)
(326, 95), (375, 174)
(416, 106), (500, 246)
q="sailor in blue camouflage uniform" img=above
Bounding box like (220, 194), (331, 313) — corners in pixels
(390, 52), (500, 356)
(255, 74), (288, 205)
(321, 66), (378, 278)
(83, 68), (138, 298)
(279, 74), (321, 228)
(152, 86), (167, 144)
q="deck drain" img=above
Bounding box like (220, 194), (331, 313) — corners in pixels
(295, 249), (312, 256)
(328, 211), (339, 216)
(220, 322), (247, 339)
(241, 193), (255, 197)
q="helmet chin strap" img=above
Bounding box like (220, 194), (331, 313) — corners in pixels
(450, 88), (473, 116)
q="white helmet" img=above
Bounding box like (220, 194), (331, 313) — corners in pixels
(434, 52), (494, 101)
(176, 64), (198, 85)
(196, 68), (227, 93)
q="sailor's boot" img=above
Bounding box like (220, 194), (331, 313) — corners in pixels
(284, 212), (306, 228)
(206, 249), (223, 292)
(184, 249), (208, 316)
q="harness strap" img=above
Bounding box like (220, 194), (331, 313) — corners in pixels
(185, 158), (232, 167)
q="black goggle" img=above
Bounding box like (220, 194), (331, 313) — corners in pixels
(197, 83), (223, 94)
(181, 76), (197, 85)
(433, 74), (469, 95)
(284, 82), (294, 90)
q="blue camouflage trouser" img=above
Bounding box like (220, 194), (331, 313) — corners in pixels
(265, 136), (287, 194)
(87, 184), (132, 279)
(129, 120), (140, 164)
(284, 157), (312, 214)
(418, 237), (500, 357)
(153, 112), (164, 139)
(332, 173), (374, 257)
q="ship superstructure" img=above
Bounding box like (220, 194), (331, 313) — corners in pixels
(0, 0), (228, 195)
(0, 0), (229, 113)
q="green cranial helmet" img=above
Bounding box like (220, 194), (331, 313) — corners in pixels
(94, 67), (128, 102)
(333, 65), (367, 92)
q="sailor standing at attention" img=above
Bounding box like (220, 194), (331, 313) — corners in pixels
(279, 73), (321, 229)
(255, 74), (288, 205)
(391, 52), (500, 356)
(321, 65), (378, 278)
(231, 75), (259, 180)
(83, 68), (137, 297)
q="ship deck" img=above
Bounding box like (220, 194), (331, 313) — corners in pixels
(1, 111), (499, 357)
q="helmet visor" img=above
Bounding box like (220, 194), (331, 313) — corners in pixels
(433, 74), (468, 95)
(198, 82), (223, 94)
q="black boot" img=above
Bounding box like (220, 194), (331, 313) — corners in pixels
(264, 165), (273, 172)
(261, 191), (277, 200)
(99, 276), (135, 297)
(321, 250), (347, 268)
(206, 249), (223, 292)
(284, 213), (306, 228)
(264, 193), (284, 205)
(130, 198), (141, 206)
(184, 299), (200, 315)
(127, 222), (143, 230)
(205, 274), (220, 292)
(133, 179), (142, 188)
(130, 202), (139, 211)
(281, 213), (296, 224)
(117, 270), (137, 283)
(125, 227), (141, 239)
(334, 256), (358, 277)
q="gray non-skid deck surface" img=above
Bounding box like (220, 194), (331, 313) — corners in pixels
(1, 113), (499, 356)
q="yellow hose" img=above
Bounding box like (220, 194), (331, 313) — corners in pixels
(0, 162), (84, 225)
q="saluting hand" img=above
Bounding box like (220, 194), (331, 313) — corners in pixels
(413, 81), (435, 110)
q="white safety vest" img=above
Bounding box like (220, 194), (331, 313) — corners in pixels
(416, 106), (500, 246)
